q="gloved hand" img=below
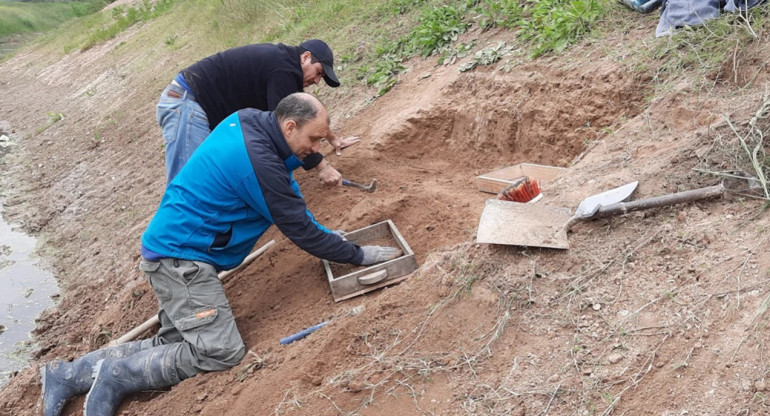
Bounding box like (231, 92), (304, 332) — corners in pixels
(332, 230), (347, 241)
(360, 246), (402, 266)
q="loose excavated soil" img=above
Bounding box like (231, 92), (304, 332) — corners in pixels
(2, 13), (770, 416)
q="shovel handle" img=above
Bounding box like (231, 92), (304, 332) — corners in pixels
(566, 184), (725, 231)
(108, 240), (276, 346)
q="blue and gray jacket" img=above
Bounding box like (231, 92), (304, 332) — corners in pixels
(141, 108), (364, 271)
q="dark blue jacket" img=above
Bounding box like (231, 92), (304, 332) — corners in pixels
(141, 109), (364, 270)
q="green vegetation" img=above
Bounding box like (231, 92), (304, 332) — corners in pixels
(409, 5), (469, 57)
(517, 0), (606, 57)
(32, 111), (65, 135)
(10, 0), (770, 103)
(0, 0), (104, 37)
(10, 0), (617, 96)
(474, 0), (522, 30)
(650, 6), (770, 86)
(360, 0), (608, 95)
(81, 0), (175, 50)
(458, 41), (514, 72)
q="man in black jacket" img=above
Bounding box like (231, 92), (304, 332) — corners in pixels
(157, 39), (356, 184)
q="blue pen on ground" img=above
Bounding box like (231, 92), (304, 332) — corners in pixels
(280, 305), (365, 345)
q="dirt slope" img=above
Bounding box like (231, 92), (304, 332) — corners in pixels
(2, 11), (770, 416)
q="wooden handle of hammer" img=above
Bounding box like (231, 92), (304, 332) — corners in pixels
(108, 239), (276, 346)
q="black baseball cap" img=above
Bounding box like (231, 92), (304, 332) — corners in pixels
(300, 39), (340, 88)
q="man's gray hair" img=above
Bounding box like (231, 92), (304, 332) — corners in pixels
(275, 93), (321, 128)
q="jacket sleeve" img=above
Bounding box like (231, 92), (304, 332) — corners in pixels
(245, 150), (364, 265)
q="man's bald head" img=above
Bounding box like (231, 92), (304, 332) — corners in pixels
(276, 93), (330, 160)
(275, 92), (329, 128)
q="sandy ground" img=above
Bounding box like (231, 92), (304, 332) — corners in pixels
(2, 11), (770, 416)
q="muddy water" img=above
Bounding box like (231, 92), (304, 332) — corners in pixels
(0, 131), (60, 387)
(0, 34), (35, 60)
(0, 202), (59, 387)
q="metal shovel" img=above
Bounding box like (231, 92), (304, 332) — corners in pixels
(573, 181), (638, 218)
(477, 181), (639, 249)
(477, 176), (757, 249)
(562, 173), (763, 235)
(561, 183), (726, 233)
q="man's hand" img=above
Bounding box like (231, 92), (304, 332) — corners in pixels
(317, 160), (341, 187)
(326, 132), (361, 156)
(360, 246), (402, 266)
(339, 136), (361, 151)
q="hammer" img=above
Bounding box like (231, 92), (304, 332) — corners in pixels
(342, 178), (378, 193)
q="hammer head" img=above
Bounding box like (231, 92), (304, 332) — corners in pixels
(365, 179), (378, 193)
(342, 178), (378, 193)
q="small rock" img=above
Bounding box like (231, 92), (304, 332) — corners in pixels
(608, 353), (623, 364)
(348, 380), (364, 392)
(755, 380), (767, 392)
(742, 380), (752, 392)
(593, 303), (601, 311)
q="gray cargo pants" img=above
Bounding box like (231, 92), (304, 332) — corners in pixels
(139, 257), (246, 379)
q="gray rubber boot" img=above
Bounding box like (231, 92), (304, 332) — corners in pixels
(40, 340), (151, 416)
(84, 343), (182, 416)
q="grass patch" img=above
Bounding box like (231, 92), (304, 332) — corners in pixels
(649, 4), (770, 87)
(15, 0), (616, 99)
(517, 0), (606, 58)
(0, 0), (104, 38)
(409, 5), (470, 57)
(360, 0), (610, 95)
(81, 0), (175, 51)
(473, 0), (523, 30)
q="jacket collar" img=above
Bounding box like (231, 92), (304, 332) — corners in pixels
(262, 112), (303, 171)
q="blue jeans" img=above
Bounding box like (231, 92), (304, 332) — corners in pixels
(156, 83), (210, 184)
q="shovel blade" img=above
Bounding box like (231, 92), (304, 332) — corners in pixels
(574, 181), (638, 218)
(476, 199), (571, 249)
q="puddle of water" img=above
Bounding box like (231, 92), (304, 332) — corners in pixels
(0, 134), (10, 159)
(0, 33), (36, 60)
(0, 150), (60, 387)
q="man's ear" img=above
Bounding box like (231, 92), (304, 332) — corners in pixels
(283, 119), (297, 136)
(300, 51), (311, 64)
